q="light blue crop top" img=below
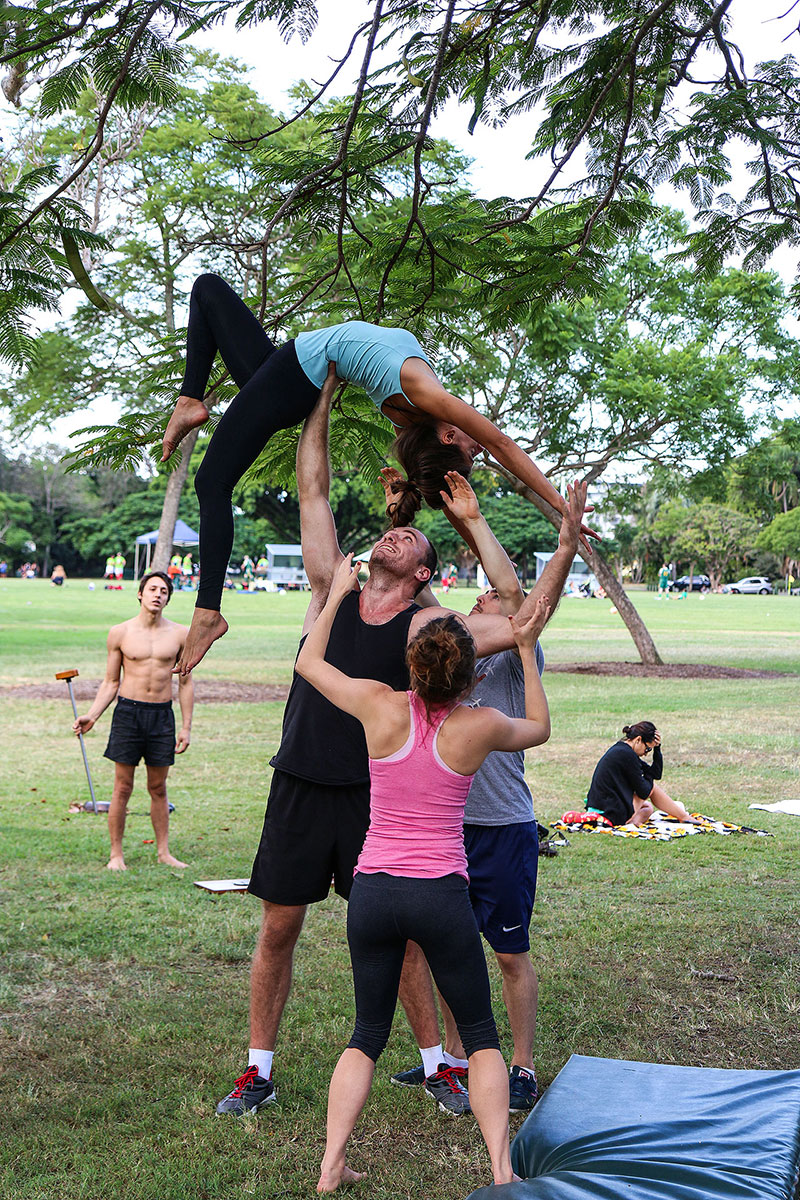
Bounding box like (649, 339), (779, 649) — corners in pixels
(294, 321), (433, 409)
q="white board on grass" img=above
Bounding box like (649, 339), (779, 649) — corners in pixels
(194, 878), (251, 893)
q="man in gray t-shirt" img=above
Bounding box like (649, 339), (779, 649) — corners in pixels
(438, 596), (545, 1111)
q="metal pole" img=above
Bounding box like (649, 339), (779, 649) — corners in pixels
(55, 669), (98, 813)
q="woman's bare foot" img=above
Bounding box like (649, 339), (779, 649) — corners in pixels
(316, 1164), (364, 1193)
(106, 854), (126, 871)
(158, 852), (188, 868)
(161, 395), (209, 462)
(174, 609), (228, 674)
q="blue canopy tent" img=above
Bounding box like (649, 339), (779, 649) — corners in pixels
(133, 520), (199, 580)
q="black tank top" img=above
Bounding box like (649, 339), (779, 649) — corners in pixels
(271, 590), (420, 785)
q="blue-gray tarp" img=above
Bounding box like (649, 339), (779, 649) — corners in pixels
(467, 1054), (800, 1200)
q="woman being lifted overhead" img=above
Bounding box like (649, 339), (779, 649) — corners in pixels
(162, 274), (597, 672)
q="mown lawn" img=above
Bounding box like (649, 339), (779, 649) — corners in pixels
(0, 579), (798, 1199)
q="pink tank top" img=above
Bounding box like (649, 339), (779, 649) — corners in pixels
(357, 691), (474, 881)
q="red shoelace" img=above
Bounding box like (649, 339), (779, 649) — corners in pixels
(435, 1066), (468, 1094)
(229, 1064), (260, 1098)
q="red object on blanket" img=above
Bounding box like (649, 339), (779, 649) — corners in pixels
(562, 811), (613, 826)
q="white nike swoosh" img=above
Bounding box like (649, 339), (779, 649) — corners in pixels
(502, 924), (522, 932)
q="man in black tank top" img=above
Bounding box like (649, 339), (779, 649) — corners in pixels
(217, 372), (567, 1115)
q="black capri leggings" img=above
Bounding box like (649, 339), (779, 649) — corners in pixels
(182, 274), (319, 611)
(346, 871), (500, 1062)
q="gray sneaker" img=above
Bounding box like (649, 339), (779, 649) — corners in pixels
(215, 1065), (276, 1116)
(424, 1064), (471, 1115)
(390, 1063), (426, 1086)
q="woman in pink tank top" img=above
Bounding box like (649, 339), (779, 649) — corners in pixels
(296, 554), (552, 1193)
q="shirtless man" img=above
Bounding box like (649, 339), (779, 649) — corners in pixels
(73, 571), (194, 871)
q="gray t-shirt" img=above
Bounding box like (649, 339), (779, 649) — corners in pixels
(463, 641), (545, 826)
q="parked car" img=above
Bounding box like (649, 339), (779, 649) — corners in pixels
(722, 576), (773, 594)
(670, 574), (710, 592)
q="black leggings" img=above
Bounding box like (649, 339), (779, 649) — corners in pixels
(183, 274), (319, 611)
(346, 871), (500, 1062)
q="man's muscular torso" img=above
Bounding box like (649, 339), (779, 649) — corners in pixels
(114, 616), (186, 701)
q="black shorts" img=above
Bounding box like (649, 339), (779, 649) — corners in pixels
(104, 697), (175, 767)
(248, 770), (370, 905)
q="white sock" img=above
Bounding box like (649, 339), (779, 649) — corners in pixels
(248, 1048), (273, 1080)
(443, 1050), (469, 1070)
(419, 1044), (444, 1077)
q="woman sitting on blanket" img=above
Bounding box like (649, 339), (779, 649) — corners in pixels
(585, 721), (698, 827)
(295, 553), (553, 1192)
(161, 274), (597, 673)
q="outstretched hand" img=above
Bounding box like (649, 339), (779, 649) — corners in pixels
(379, 466), (405, 504)
(439, 471), (480, 523)
(559, 480), (597, 557)
(509, 595), (551, 650)
(327, 552), (360, 607)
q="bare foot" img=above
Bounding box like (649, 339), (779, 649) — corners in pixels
(174, 609), (228, 674)
(158, 852), (188, 868)
(317, 1164), (364, 1193)
(106, 855), (127, 871)
(161, 395), (209, 462)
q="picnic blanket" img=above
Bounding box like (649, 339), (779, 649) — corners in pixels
(553, 811), (770, 840)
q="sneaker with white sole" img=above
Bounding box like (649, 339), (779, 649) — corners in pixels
(215, 1065), (276, 1115)
(424, 1064), (471, 1115)
(508, 1065), (539, 1112)
(390, 1063), (426, 1086)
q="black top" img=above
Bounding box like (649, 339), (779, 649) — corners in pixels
(586, 741), (663, 826)
(271, 590), (420, 785)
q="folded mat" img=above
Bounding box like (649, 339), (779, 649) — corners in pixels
(466, 1054), (800, 1200)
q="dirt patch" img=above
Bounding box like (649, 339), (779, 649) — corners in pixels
(5, 679), (291, 703)
(546, 662), (784, 680)
(7, 662), (785, 704)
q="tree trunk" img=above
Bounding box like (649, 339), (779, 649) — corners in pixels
(580, 543), (663, 664)
(152, 428), (200, 572)
(501, 472), (664, 665)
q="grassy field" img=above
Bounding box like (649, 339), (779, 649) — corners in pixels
(1, 579), (798, 1200)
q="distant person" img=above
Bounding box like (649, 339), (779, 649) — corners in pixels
(657, 563), (671, 597)
(255, 555), (269, 579)
(113, 552), (126, 581)
(585, 722), (698, 827)
(241, 554), (254, 584)
(169, 553), (183, 583)
(50, 564), (67, 587)
(104, 554), (115, 580)
(0, 560), (7, 577)
(73, 571), (194, 871)
(182, 552), (193, 581)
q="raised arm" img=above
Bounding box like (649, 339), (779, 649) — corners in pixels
(297, 364), (344, 618)
(400, 365), (597, 551)
(439, 471), (523, 614)
(73, 628), (122, 736)
(295, 554), (393, 721)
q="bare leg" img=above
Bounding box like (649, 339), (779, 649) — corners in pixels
(495, 952), (538, 1070)
(317, 1048), (371, 1192)
(466, 1049), (515, 1185)
(397, 941), (441, 1050)
(174, 608), (229, 675)
(250, 902), (307, 1050)
(161, 395), (209, 462)
(107, 762), (135, 870)
(629, 796), (654, 826)
(440, 993), (465, 1060)
(146, 764), (186, 867)
(650, 781), (700, 823)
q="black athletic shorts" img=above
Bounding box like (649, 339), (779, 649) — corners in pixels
(248, 769), (370, 905)
(104, 696), (175, 767)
